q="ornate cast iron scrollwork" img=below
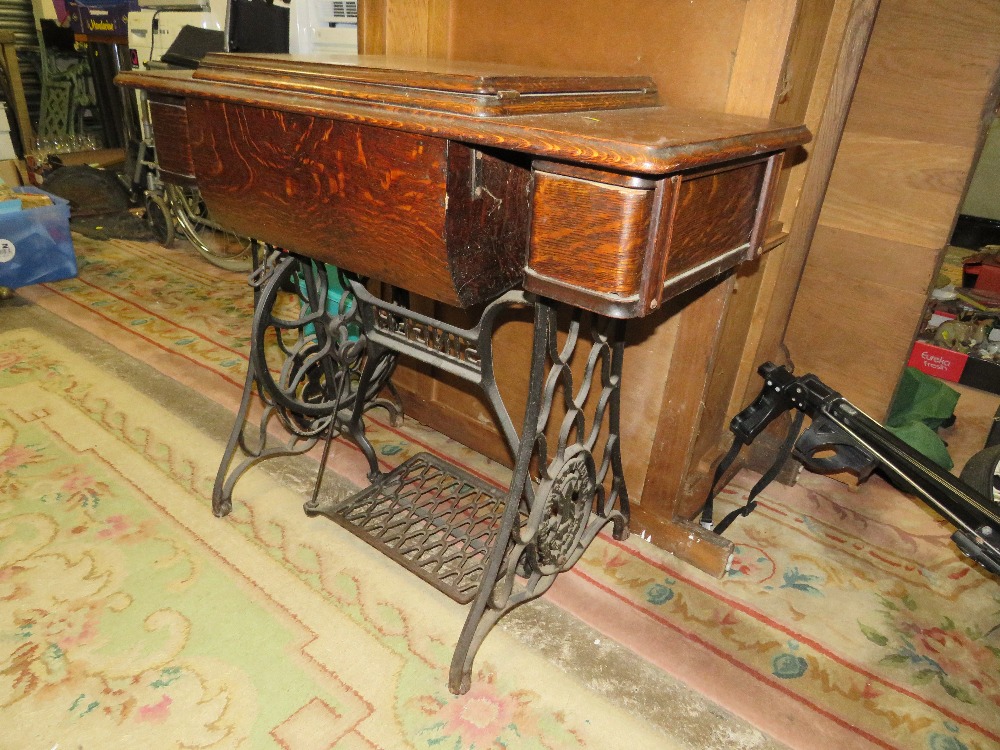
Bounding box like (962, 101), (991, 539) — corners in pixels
(212, 258), (629, 696)
(533, 446), (597, 569)
(448, 300), (630, 694)
(212, 249), (400, 517)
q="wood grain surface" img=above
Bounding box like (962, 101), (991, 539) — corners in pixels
(785, 0), (1000, 418)
(196, 53), (658, 95)
(666, 160), (767, 277)
(148, 95), (196, 183)
(117, 67), (808, 178)
(527, 171), (653, 298)
(187, 99), (459, 302)
(443, 144), (531, 306)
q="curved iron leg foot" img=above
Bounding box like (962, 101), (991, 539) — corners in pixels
(212, 358), (260, 517)
(447, 301), (631, 694)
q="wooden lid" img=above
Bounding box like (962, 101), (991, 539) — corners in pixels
(193, 53), (659, 116)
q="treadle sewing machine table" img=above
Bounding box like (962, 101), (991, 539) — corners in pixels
(117, 54), (808, 694)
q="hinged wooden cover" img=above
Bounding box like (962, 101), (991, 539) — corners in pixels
(193, 53), (659, 116)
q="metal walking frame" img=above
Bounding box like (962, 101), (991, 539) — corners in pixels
(126, 4), (256, 270)
(212, 248), (631, 694)
(131, 87), (254, 270)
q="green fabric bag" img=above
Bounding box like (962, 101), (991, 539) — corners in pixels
(885, 366), (961, 470)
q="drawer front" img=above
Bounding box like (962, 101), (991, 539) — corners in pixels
(664, 159), (769, 279)
(526, 170), (654, 306)
(185, 99), (466, 304)
(148, 95), (196, 184)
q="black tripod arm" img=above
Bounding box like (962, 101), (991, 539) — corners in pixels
(812, 395), (1000, 576)
(735, 363), (1000, 577)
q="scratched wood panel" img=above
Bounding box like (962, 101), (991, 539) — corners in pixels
(186, 99), (466, 305)
(527, 171), (652, 298)
(635, 275), (735, 523)
(443, 144), (531, 306)
(148, 96), (195, 182)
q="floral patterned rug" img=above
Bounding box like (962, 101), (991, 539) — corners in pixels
(13, 235), (1000, 750)
(0, 327), (679, 749)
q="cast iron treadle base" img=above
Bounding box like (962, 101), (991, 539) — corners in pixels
(304, 452), (508, 604)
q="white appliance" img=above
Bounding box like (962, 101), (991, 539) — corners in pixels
(289, 0), (358, 55)
(127, 9), (225, 70)
(128, 1), (357, 65)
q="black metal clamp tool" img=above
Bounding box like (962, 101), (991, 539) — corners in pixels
(701, 362), (1000, 577)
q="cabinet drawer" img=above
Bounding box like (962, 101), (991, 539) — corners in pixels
(185, 100), (530, 307)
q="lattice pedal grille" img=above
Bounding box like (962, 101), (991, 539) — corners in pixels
(308, 453), (508, 603)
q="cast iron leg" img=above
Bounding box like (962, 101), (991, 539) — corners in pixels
(212, 250), (400, 516)
(448, 299), (630, 694)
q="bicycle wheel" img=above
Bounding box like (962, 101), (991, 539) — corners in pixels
(165, 183), (254, 271)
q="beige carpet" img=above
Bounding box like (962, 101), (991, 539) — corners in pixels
(0, 320), (723, 749)
(7, 233), (1000, 750)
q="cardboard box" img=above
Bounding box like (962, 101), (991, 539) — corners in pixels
(908, 340), (1000, 395)
(0, 160), (25, 187)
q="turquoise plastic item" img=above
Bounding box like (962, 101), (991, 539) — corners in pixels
(297, 263), (359, 341)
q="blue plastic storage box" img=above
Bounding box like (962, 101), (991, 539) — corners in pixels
(0, 187), (77, 289)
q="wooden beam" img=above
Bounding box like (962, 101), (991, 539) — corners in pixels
(743, 0), (881, 404)
(0, 30), (35, 157)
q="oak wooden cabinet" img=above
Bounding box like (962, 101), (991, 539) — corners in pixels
(354, 0), (880, 574)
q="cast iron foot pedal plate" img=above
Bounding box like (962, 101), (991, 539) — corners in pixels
(305, 452), (508, 603)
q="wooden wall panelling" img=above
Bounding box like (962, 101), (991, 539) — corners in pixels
(358, 0), (451, 58)
(357, 0), (387, 55)
(734, 0), (881, 412)
(725, 0), (846, 408)
(444, 0), (747, 112)
(784, 0), (1000, 419)
(355, 0), (845, 575)
(782, 225), (935, 412)
(821, 134), (980, 248)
